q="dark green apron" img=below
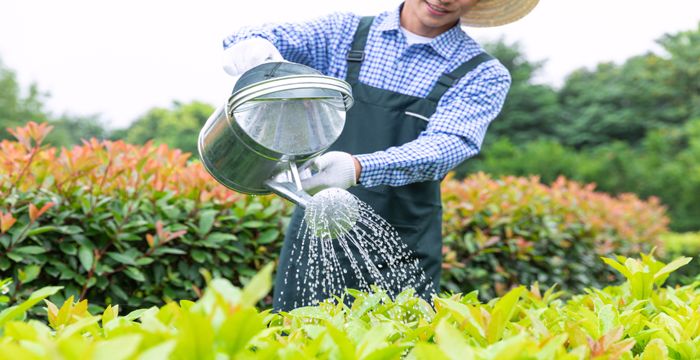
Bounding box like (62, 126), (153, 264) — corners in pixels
(273, 17), (492, 311)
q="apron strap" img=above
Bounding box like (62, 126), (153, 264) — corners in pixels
(346, 16), (375, 85)
(425, 52), (494, 103)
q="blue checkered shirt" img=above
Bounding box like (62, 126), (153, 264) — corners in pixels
(223, 6), (511, 187)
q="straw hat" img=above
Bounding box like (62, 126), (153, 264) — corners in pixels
(461, 0), (539, 27)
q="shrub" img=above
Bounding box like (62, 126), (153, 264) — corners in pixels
(0, 254), (696, 359)
(440, 173), (668, 299)
(660, 232), (700, 285)
(0, 122), (291, 313)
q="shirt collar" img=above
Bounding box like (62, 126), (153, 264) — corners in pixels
(375, 5), (402, 33)
(375, 4), (469, 60)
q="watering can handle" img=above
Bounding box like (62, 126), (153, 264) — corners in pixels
(288, 161), (303, 192)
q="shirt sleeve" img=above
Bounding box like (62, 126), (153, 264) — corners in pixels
(222, 12), (358, 75)
(355, 60), (511, 187)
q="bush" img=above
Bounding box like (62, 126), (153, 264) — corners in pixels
(0, 254), (696, 359)
(660, 232), (700, 285)
(0, 122), (291, 314)
(441, 173), (668, 299)
(0, 123), (669, 312)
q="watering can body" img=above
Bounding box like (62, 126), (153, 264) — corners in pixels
(198, 62), (354, 206)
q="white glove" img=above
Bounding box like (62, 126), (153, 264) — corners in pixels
(222, 38), (283, 77)
(300, 151), (358, 195)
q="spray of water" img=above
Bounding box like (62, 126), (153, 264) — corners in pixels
(277, 188), (431, 309)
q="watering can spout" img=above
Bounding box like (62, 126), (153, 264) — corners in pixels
(264, 160), (312, 208)
(264, 179), (312, 209)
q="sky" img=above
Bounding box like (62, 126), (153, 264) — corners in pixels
(1, 1), (700, 129)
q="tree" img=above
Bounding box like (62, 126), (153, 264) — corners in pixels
(482, 39), (562, 145)
(556, 22), (700, 148)
(44, 114), (109, 146)
(116, 101), (214, 155)
(0, 56), (109, 146)
(0, 59), (49, 138)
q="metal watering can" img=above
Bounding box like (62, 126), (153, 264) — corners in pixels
(198, 62), (354, 208)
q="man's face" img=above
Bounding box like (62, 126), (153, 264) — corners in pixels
(401, 0), (480, 37)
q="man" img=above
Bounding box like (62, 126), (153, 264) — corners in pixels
(222, 0), (539, 311)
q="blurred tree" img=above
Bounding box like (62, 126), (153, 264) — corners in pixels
(115, 101), (214, 154)
(44, 114), (109, 146)
(482, 40), (562, 145)
(655, 23), (700, 123)
(0, 56), (109, 146)
(557, 22), (700, 148)
(0, 59), (49, 138)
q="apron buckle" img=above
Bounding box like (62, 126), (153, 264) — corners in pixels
(347, 50), (365, 62)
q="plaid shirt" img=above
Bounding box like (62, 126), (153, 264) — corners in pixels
(223, 6), (511, 187)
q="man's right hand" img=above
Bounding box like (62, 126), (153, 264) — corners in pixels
(222, 38), (284, 77)
(300, 151), (359, 195)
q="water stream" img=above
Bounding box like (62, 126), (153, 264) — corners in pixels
(277, 188), (431, 309)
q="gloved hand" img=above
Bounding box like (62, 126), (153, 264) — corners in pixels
(300, 151), (358, 195)
(222, 38), (283, 77)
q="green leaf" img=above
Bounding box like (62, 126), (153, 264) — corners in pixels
(0, 257), (9, 271)
(483, 333), (529, 359)
(218, 307), (266, 356)
(6, 251), (23, 262)
(173, 311), (215, 359)
(363, 345), (409, 360)
(136, 340), (176, 360)
(407, 343), (451, 360)
(125, 267), (146, 282)
(192, 249), (207, 263)
(434, 298), (486, 343)
(26, 226), (58, 236)
(653, 257), (692, 286)
(92, 334), (142, 360)
(136, 257), (154, 266)
(57, 225), (83, 235)
(325, 323), (356, 360)
(204, 232), (236, 244)
(197, 210), (218, 236)
(240, 263), (274, 307)
(486, 286), (525, 344)
(152, 247), (187, 256)
(241, 221), (266, 229)
(0, 342), (41, 360)
(18, 265), (41, 284)
(59, 242), (78, 256)
(106, 252), (137, 266)
(641, 338), (668, 360)
(434, 319), (475, 360)
(79, 245), (94, 271)
(601, 256), (633, 280)
(14, 246), (46, 254)
(257, 229), (280, 244)
(0, 286), (63, 327)
(110, 283), (129, 301)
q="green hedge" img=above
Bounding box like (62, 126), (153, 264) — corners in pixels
(660, 232), (700, 285)
(0, 254), (696, 359)
(0, 122), (669, 313)
(441, 173), (667, 299)
(0, 123), (290, 314)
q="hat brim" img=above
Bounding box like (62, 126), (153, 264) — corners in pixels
(461, 0), (539, 27)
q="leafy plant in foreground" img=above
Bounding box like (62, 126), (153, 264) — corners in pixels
(0, 254), (698, 359)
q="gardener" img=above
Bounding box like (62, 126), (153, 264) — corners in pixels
(222, 0), (539, 310)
